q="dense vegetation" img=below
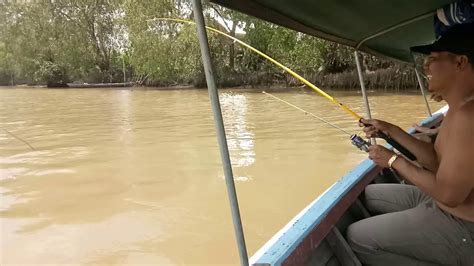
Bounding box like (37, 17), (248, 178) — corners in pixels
(0, 0), (418, 89)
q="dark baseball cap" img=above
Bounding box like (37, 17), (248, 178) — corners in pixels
(411, 22), (474, 58)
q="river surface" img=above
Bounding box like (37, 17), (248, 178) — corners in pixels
(0, 87), (444, 265)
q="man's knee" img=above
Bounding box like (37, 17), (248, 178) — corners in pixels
(346, 220), (377, 254)
(364, 184), (379, 201)
(363, 184), (389, 214)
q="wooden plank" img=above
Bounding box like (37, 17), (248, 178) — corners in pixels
(305, 240), (335, 266)
(326, 227), (361, 266)
(354, 199), (371, 219)
(326, 256), (340, 266)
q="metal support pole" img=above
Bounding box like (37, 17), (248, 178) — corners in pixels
(354, 51), (376, 144)
(191, 1), (249, 265)
(411, 53), (432, 117)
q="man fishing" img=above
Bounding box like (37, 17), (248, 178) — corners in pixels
(347, 22), (474, 265)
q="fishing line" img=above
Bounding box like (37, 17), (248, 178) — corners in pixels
(1, 128), (35, 151)
(262, 91), (353, 136)
(262, 92), (371, 152)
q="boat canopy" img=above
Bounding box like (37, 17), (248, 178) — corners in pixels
(210, 0), (455, 62)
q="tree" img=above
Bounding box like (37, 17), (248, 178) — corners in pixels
(0, 0), (126, 86)
(51, 0), (126, 82)
(207, 4), (247, 71)
(0, 0), (412, 88)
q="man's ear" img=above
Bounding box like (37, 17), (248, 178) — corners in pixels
(456, 55), (470, 71)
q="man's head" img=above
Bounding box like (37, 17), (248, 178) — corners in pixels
(412, 23), (474, 95)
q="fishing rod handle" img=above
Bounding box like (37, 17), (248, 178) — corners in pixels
(377, 131), (417, 161)
(360, 119), (417, 161)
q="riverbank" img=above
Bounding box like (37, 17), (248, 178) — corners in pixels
(2, 66), (423, 91)
(207, 67), (421, 91)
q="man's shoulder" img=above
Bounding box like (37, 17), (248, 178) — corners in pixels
(449, 100), (474, 134)
(457, 99), (474, 119)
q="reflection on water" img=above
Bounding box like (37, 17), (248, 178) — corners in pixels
(116, 90), (132, 144)
(221, 93), (255, 182)
(0, 87), (445, 265)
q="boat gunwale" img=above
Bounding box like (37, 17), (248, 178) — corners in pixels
(250, 108), (446, 266)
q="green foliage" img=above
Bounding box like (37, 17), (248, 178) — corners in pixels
(290, 34), (326, 73)
(0, 0), (399, 87)
(33, 61), (69, 87)
(0, 0), (125, 85)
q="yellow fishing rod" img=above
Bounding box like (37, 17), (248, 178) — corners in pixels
(156, 18), (417, 160)
(155, 18), (362, 121)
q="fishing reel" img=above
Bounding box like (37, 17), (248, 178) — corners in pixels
(351, 133), (405, 183)
(350, 134), (371, 152)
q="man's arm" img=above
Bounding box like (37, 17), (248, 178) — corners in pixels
(392, 108), (473, 207)
(362, 119), (439, 170)
(387, 125), (438, 170)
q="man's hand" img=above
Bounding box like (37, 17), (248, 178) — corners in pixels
(412, 124), (439, 135)
(359, 118), (397, 138)
(368, 145), (396, 168)
(430, 93), (443, 102)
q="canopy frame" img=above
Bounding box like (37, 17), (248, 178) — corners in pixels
(192, 1), (250, 265)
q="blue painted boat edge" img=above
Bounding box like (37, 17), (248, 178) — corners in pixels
(251, 158), (376, 265)
(249, 180), (337, 265)
(250, 105), (447, 266)
(409, 108), (445, 133)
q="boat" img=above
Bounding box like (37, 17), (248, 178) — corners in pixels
(248, 108), (446, 266)
(189, 0), (459, 265)
(66, 82), (135, 88)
